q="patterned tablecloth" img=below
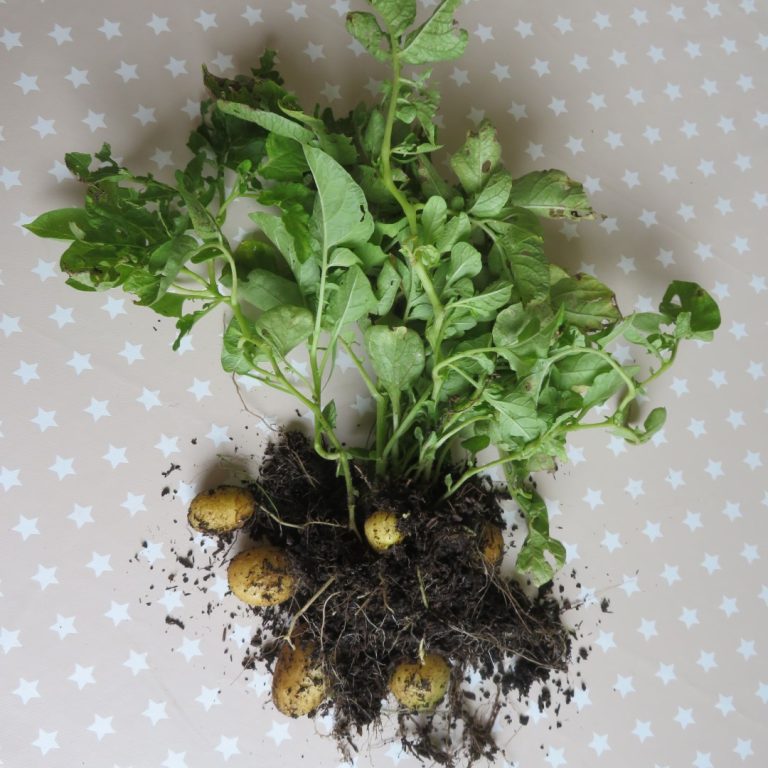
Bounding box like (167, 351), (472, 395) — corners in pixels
(1, 1), (766, 766)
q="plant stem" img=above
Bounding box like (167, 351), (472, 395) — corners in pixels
(380, 38), (418, 236)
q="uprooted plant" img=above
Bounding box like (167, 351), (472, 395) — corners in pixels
(27, 0), (720, 763)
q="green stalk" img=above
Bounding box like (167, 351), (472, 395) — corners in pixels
(381, 38), (418, 236)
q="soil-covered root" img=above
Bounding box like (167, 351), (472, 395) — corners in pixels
(235, 431), (573, 766)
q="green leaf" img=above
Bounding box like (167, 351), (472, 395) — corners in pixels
(491, 211), (548, 306)
(303, 145), (374, 250)
(254, 305), (314, 356)
(147, 235), (198, 301)
(434, 212), (471, 253)
(238, 268), (303, 311)
(450, 121), (501, 195)
(550, 270), (621, 331)
(370, 0), (416, 36)
(375, 260), (401, 315)
(259, 133), (310, 181)
(325, 264), (378, 329)
(420, 195), (448, 245)
(217, 101), (315, 144)
(24, 208), (90, 240)
(640, 407), (667, 440)
(175, 171), (219, 241)
(513, 489), (566, 587)
(659, 281), (721, 337)
(400, 0), (468, 65)
(468, 170), (512, 218)
(507, 170), (595, 220)
(482, 392), (546, 443)
(222, 317), (259, 373)
(448, 281), (512, 322)
(582, 366), (639, 409)
(552, 351), (611, 391)
(365, 325), (425, 392)
(442, 242), (482, 292)
(328, 247), (361, 269)
(346, 12), (389, 62)
(322, 400), (338, 429)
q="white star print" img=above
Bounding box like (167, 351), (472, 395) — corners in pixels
(32, 730), (59, 756)
(143, 699), (168, 725)
(98, 20), (121, 40)
(123, 650), (149, 675)
(68, 664), (95, 689)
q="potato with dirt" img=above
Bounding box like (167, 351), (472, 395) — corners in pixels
(364, 508), (405, 553)
(187, 485), (255, 535)
(388, 652), (451, 711)
(272, 637), (327, 717)
(227, 545), (296, 606)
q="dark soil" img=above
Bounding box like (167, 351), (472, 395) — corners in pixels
(232, 430), (575, 766)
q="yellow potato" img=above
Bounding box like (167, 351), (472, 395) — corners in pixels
(364, 509), (404, 553)
(478, 522), (504, 567)
(227, 546), (296, 607)
(187, 485), (255, 535)
(389, 653), (450, 711)
(272, 638), (326, 717)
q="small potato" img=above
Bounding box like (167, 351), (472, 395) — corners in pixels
(272, 638), (326, 717)
(188, 485), (255, 535)
(228, 546), (296, 607)
(364, 509), (404, 553)
(389, 653), (450, 711)
(478, 522), (504, 568)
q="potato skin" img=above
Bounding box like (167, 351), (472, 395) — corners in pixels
(227, 546), (295, 607)
(272, 639), (326, 717)
(479, 522), (504, 567)
(389, 653), (451, 711)
(188, 485), (255, 535)
(364, 509), (404, 553)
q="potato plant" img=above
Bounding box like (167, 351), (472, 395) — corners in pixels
(27, 0), (719, 588)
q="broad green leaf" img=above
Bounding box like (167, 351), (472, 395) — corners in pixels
(640, 407), (667, 440)
(434, 212), (471, 253)
(448, 281), (512, 321)
(325, 265), (378, 329)
(420, 195), (448, 245)
(493, 303), (565, 375)
(365, 325), (425, 392)
(251, 212), (301, 274)
(175, 171), (219, 240)
(550, 270), (621, 331)
(370, 0), (416, 36)
(552, 351), (611, 391)
(24, 208), (90, 240)
(322, 400), (338, 429)
(468, 170), (512, 218)
(254, 305), (314, 356)
(507, 169), (595, 220)
(328, 247), (361, 269)
(362, 110), (386, 161)
(238, 268), (303, 311)
(442, 241), (482, 291)
(513, 489), (566, 587)
(659, 281), (721, 336)
(492, 210), (548, 306)
(400, 0), (468, 65)
(450, 121), (501, 195)
(582, 366), (639, 409)
(346, 12), (389, 62)
(303, 145), (374, 250)
(217, 101), (315, 144)
(375, 260), (401, 315)
(222, 317), (262, 373)
(259, 133), (309, 181)
(483, 392), (546, 443)
(147, 235), (198, 301)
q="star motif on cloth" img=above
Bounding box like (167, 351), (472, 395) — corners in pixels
(656, 663), (676, 685)
(147, 14), (170, 34)
(242, 6), (263, 25)
(632, 720), (653, 743)
(87, 714), (115, 741)
(86, 552), (112, 577)
(68, 504), (94, 528)
(68, 664), (95, 689)
(32, 729), (59, 756)
(50, 614), (77, 640)
(195, 686), (221, 711)
(84, 397), (110, 420)
(215, 736), (240, 761)
(123, 650), (149, 675)
(588, 733), (610, 756)
(115, 61), (138, 82)
(286, 2), (308, 21)
(98, 20), (121, 39)
(14, 678), (41, 704)
(140, 540), (164, 565)
(105, 602), (131, 626)
(143, 699), (168, 725)
(176, 637), (202, 663)
(103, 445), (128, 469)
(267, 720), (292, 746)
(195, 11), (217, 31)
(162, 750), (188, 768)
(544, 747), (566, 768)
(133, 106), (157, 126)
